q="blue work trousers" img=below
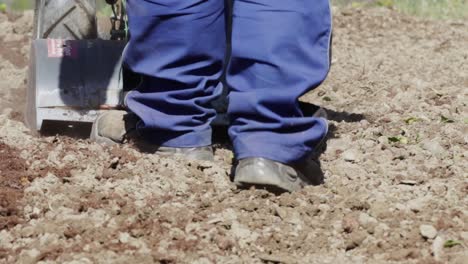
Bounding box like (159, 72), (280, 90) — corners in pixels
(125, 0), (332, 164)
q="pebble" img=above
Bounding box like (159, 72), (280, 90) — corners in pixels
(342, 214), (359, 233)
(19, 226), (35, 238)
(369, 201), (391, 219)
(318, 204), (331, 212)
(460, 231), (468, 242)
(342, 149), (360, 162)
(419, 224), (438, 239)
(0, 230), (13, 247)
(2, 107), (12, 116)
(432, 236), (444, 261)
(18, 248), (40, 264)
(451, 252), (468, 264)
(119, 232), (130, 243)
(421, 140), (446, 157)
(430, 183), (447, 196)
(374, 223), (390, 237)
(358, 213), (378, 233)
(408, 198), (426, 213)
(345, 230), (367, 250)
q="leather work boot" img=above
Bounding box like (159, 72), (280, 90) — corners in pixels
(91, 110), (139, 146)
(234, 105), (327, 193)
(91, 110), (214, 161)
(234, 157), (324, 193)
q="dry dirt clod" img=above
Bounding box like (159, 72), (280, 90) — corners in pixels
(460, 231), (468, 242)
(342, 213), (360, 233)
(358, 212), (378, 233)
(432, 236), (445, 261)
(345, 231), (368, 251)
(408, 198), (427, 213)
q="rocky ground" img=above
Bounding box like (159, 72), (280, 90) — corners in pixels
(0, 7), (467, 264)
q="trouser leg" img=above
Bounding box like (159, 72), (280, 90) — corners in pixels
(124, 0), (225, 147)
(227, 0), (332, 164)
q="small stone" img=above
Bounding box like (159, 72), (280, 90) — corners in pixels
(274, 206), (288, 220)
(432, 236), (444, 261)
(342, 149), (359, 162)
(374, 223), (390, 237)
(20, 226), (35, 238)
(452, 252), (468, 264)
(18, 248), (40, 264)
(2, 107), (12, 116)
(395, 203), (407, 211)
(460, 231), (468, 242)
(192, 257), (214, 264)
(62, 154), (77, 163)
(345, 230), (367, 250)
(119, 232), (130, 243)
(429, 183), (447, 196)
(231, 221), (252, 240)
(408, 198), (426, 213)
(388, 248), (420, 261)
(369, 201), (391, 219)
(420, 224), (438, 239)
(421, 140), (445, 157)
(284, 211), (302, 225)
(358, 213), (378, 233)
(0, 230), (13, 247)
(342, 214), (359, 233)
(317, 204), (331, 212)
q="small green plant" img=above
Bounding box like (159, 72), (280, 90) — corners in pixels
(377, 0), (394, 7)
(351, 1), (366, 8)
(404, 117), (419, 125)
(10, 0), (33, 10)
(0, 3), (6, 13)
(444, 240), (462, 248)
(440, 115), (455, 123)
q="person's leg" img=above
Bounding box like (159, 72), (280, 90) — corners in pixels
(124, 0), (225, 148)
(228, 0), (332, 164)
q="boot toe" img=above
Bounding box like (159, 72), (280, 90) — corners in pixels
(234, 158), (305, 193)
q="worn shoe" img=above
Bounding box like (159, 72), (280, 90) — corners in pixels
(234, 157), (323, 193)
(91, 110), (214, 161)
(90, 110), (139, 146)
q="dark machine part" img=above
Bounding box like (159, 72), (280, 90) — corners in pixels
(33, 0), (128, 41)
(26, 0), (229, 136)
(108, 0), (128, 40)
(26, 39), (127, 131)
(33, 0), (98, 39)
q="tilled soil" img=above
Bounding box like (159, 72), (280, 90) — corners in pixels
(0, 7), (467, 264)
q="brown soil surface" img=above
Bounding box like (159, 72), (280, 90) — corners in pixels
(0, 7), (467, 264)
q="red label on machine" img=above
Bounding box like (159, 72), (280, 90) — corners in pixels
(47, 39), (78, 58)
